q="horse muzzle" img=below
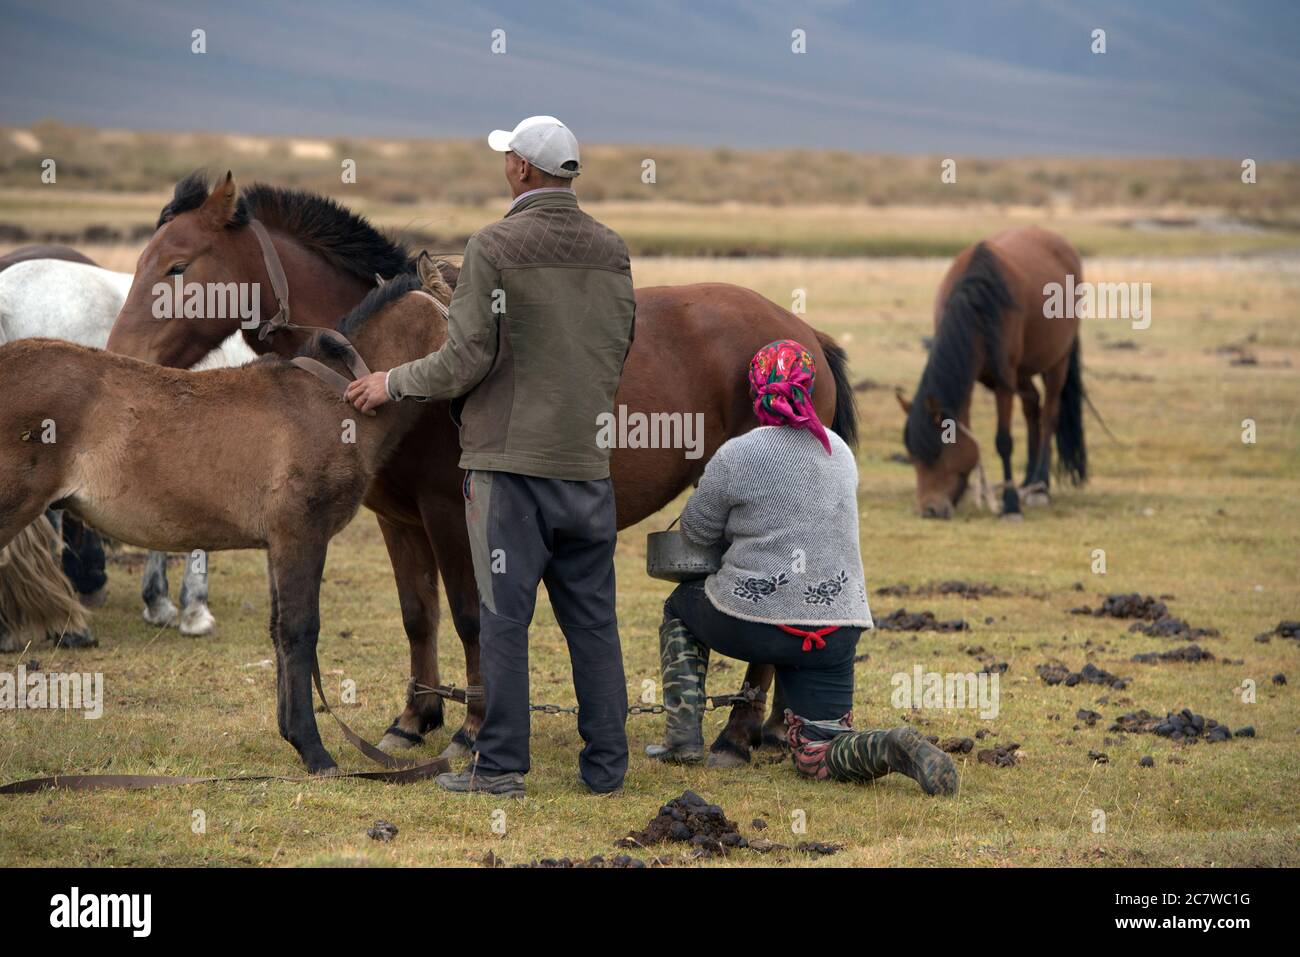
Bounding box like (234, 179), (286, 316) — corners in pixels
(920, 501), (953, 520)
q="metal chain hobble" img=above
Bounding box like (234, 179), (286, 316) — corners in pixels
(409, 677), (762, 717)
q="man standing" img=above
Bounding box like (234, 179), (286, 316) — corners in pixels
(347, 116), (636, 797)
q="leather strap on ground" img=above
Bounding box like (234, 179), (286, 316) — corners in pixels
(0, 660), (448, 794)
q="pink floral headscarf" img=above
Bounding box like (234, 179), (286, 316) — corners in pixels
(748, 339), (832, 455)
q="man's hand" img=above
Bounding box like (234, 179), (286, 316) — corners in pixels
(346, 371), (392, 415)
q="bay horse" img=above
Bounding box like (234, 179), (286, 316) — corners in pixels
(0, 254), (255, 636)
(897, 227), (1087, 519)
(0, 278), (455, 772)
(105, 171), (859, 767)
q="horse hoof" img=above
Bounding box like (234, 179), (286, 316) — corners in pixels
(378, 730), (422, 753)
(646, 743), (705, 764)
(706, 747), (751, 769)
(179, 604), (216, 637)
(1021, 491), (1050, 507)
(309, 760), (341, 777)
(50, 630), (98, 649)
(79, 586), (109, 609)
(1000, 511), (1024, 523)
(142, 599), (178, 628)
(439, 738), (472, 760)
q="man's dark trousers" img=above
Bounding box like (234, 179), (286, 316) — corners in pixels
(464, 469), (628, 792)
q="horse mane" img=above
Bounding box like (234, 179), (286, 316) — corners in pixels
(156, 170), (416, 282)
(903, 242), (1013, 465)
(340, 273), (423, 339)
(293, 271), (433, 370)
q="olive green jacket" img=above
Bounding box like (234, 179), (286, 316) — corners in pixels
(386, 191), (636, 480)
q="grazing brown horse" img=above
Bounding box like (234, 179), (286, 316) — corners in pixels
(105, 171), (858, 767)
(0, 282), (453, 772)
(897, 227), (1087, 519)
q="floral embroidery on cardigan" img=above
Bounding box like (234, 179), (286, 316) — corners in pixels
(803, 570), (849, 605)
(733, 572), (789, 603)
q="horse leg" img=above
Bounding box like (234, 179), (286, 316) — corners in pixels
(267, 560), (286, 740)
(266, 541), (335, 773)
(760, 674), (790, 751)
(1035, 420), (1055, 488)
(374, 515), (447, 753)
(178, 549), (216, 636)
(1037, 358), (1070, 492)
(426, 515), (485, 759)
(995, 387), (1021, 518)
(140, 550), (178, 627)
(1017, 378), (1049, 506)
(708, 662), (774, 767)
(57, 514), (108, 608)
(1017, 379), (1041, 487)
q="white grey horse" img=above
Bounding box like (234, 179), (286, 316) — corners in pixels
(0, 258), (255, 635)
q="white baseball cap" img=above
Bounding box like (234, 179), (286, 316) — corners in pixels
(487, 115), (581, 178)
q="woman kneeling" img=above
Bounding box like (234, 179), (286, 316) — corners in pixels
(648, 340), (957, 796)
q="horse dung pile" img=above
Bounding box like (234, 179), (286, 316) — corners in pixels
(1036, 660), (1130, 689)
(618, 790), (748, 856)
(1071, 593), (1221, 641)
(1109, 708), (1253, 743)
(877, 608), (970, 632)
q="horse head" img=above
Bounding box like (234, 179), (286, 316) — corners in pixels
(107, 170), (254, 369)
(897, 389), (978, 519)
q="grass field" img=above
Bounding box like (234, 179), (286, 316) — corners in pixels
(1, 243), (1296, 867)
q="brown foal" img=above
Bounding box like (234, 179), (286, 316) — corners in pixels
(0, 285), (450, 772)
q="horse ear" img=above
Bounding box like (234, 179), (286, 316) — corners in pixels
(199, 170), (238, 229)
(416, 251), (453, 299)
(894, 389), (912, 416)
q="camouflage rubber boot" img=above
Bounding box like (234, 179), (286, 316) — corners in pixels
(645, 615), (709, 763)
(824, 726), (958, 796)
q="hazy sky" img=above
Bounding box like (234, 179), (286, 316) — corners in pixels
(2, 0), (1297, 156)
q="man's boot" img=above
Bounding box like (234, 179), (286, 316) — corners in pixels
(645, 615), (709, 763)
(435, 759), (526, 799)
(825, 725), (959, 796)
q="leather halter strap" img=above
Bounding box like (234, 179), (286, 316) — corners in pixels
(248, 218), (292, 340)
(245, 219), (451, 397)
(247, 219), (370, 390)
(288, 327), (374, 397)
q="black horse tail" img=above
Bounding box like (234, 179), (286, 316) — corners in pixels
(816, 331), (859, 449)
(1056, 336), (1088, 485)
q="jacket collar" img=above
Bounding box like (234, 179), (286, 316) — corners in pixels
(505, 189), (578, 217)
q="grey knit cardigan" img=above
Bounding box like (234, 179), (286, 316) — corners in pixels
(679, 426), (873, 628)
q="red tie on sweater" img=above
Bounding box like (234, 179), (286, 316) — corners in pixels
(778, 624), (838, 652)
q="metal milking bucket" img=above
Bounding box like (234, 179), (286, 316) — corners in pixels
(646, 516), (723, 582)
